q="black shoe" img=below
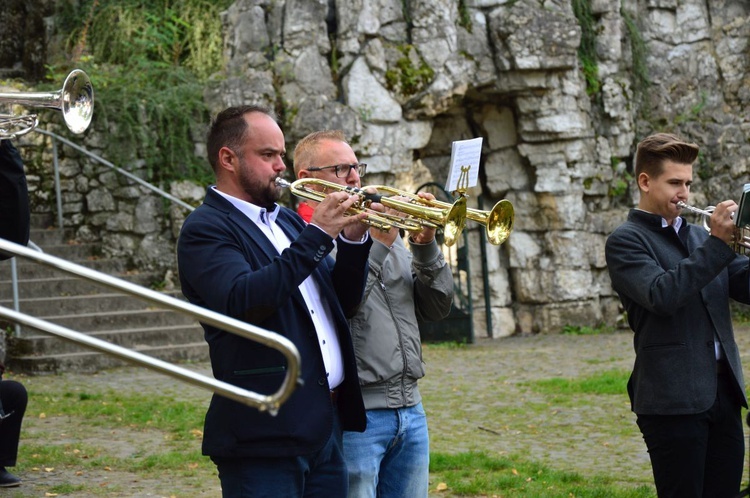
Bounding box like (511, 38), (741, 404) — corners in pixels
(0, 468), (20, 487)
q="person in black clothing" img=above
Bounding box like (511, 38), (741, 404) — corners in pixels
(0, 139), (30, 255)
(605, 133), (749, 497)
(0, 362), (26, 487)
(0, 139), (30, 486)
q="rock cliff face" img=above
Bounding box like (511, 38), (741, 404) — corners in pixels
(206, 0), (750, 336)
(7, 0), (750, 337)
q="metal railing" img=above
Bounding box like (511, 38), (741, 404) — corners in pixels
(37, 128), (195, 230)
(8, 129), (197, 335)
(0, 237), (301, 415)
(2, 131), (301, 413)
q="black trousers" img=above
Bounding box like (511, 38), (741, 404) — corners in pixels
(0, 380), (27, 467)
(636, 372), (745, 498)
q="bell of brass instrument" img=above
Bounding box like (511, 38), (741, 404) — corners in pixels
(0, 69), (94, 139)
(677, 201), (750, 253)
(367, 185), (514, 246)
(276, 177), (469, 246)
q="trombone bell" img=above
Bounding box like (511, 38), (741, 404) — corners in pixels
(0, 69), (94, 138)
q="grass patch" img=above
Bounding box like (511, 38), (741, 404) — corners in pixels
(430, 451), (655, 497)
(28, 389), (205, 439)
(525, 369), (630, 395)
(562, 324), (615, 335)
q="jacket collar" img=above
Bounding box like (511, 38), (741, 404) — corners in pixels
(628, 208), (685, 231)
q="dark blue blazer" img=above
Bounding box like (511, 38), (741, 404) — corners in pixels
(177, 187), (369, 458)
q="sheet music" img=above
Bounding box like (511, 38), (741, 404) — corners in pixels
(445, 137), (482, 193)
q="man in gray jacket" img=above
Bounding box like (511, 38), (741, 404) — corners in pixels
(605, 132), (750, 497)
(294, 130), (454, 498)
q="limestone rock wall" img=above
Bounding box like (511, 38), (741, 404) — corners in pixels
(207, 0), (750, 336)
(10, 0), (750, 337)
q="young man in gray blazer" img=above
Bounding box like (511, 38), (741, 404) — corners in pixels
(605, 132), (750, 497)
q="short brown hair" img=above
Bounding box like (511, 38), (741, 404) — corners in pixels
(634, 133), (699, 179)
(293, 130), (348, 176)
(206, 105), (277, 172)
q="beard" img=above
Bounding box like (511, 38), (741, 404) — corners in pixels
(236, 161), (281, 208)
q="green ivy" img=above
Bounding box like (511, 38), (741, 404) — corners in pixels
(621, 8), (650, 100)
(384, 44), (435, 97)
(572, 0), (600, 96)
(48, 0), (232, 185)
(457, 0), (473, 33)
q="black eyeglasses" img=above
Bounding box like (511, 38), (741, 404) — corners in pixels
(306, 163), (367, 178)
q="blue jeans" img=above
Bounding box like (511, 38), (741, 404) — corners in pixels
(212, 412), (347, 498)
(343, 402), (429, 498)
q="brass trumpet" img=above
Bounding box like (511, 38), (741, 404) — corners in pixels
(277, 177), (468, 245)
(277, 177), (514, 246)
(0, 69), (94, 138)
(366, 185), (514, 246)
(677, 201), (750, 253)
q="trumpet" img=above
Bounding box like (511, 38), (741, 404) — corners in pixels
(276, 177), (514, 246)
(366, 185), (514, 246)
(677, 201), (750, 253)
(277, 177), (468, 245)
(0, 69), (94, 139)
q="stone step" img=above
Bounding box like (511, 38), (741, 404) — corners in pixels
(28, 228), (77, 246)
(1, 225), (205, 375)
(7, 341), (210, 374)
(27, 308), (198, 333)
(29, 242), (101, 261)
(0, 273), (161, 300)
(8, 323), (205, 356)
(0, 257), (129, 280)
(0, 290), (185, 315)
(29, 212), (55, 230)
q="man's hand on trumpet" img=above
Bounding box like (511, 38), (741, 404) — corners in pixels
(406, 192), (437, 245)
(368, 191), (437, 247)
(310, 190), (369, 240)
(708, 200), (738, 246)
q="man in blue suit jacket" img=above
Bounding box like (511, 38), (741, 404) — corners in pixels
(606, 133), (750, 498)
(177, 105), (372, 497)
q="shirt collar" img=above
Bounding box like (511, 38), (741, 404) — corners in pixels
(211, 186), (280, 226)
(632, 208), (682, 233)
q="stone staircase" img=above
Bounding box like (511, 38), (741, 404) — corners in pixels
(0, 222), (208, 374)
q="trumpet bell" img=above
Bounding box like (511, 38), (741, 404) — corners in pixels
(443, 195), (467, 247)
(483, 199), (514, 245)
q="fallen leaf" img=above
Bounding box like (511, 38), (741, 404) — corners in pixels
(436, 482), (448, 491)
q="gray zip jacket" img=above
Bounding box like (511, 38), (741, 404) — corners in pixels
(348, 236), (454, 409)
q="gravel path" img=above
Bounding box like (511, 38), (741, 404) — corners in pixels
(6, 326), (750, 497)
